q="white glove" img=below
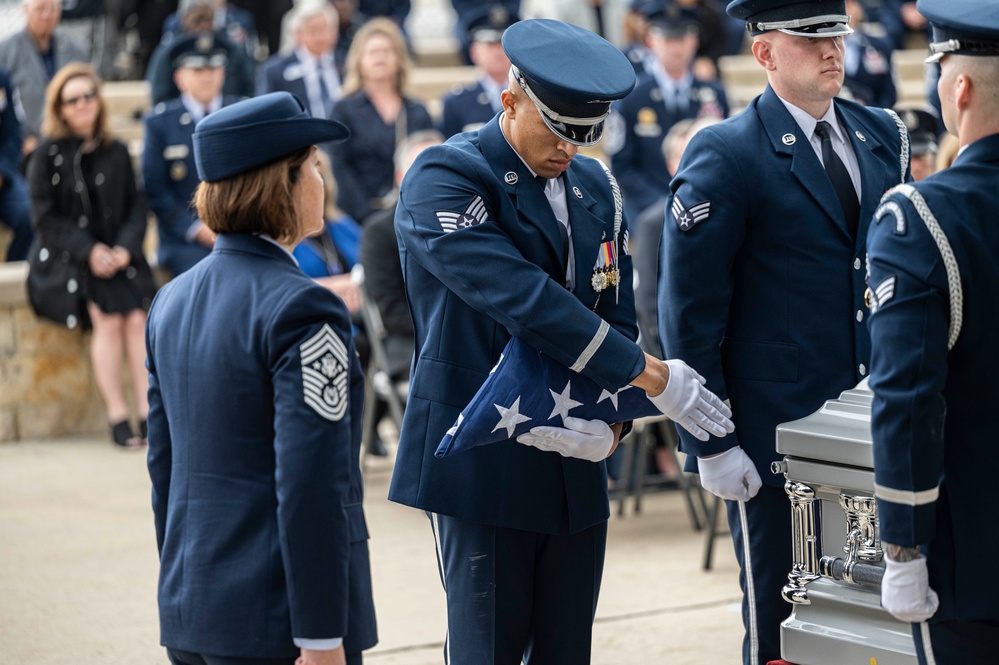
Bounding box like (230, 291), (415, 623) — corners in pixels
(517, 416), (615, 463)
(697, 447), (762, 501)
(649, 359), (735, 441)
(881, 556), (939, 623)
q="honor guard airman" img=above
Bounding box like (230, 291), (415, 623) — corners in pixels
(393, 18), (730, 665)
(604, 3), (729, 222)
(438, 4), (518, 138)
(868, 1), (999, 662)
(657, 1), (910, 662)
(147, 92), (377, 665)
(143, 33), (241, 276)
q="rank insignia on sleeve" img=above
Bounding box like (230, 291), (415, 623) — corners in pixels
(436, 195), (490, 233)
(870, 275), (896, 313)
(300, 323), (349, 421)
(672, 196), (710, 231)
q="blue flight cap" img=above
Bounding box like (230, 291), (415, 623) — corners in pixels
(918, 0), (999, 62)
(503, 19), (637, 147)
(647, 3), (701, 39)
(727, 0), (853, 37)
(168, 32), (229, 70)
(467, 4), (519, 43)
(193, 92), (350, 182)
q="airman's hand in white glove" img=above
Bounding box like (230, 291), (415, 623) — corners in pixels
(517, 416), (615, 462)
(881, 555), (939, 623)
(697, 447), (761, 501)
(649, 359), (734, 441)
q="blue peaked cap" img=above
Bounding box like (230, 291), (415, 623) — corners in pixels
(435, 336), (665, 458)
(918, 0), (999, 62)
(193, 92), (350, 182)
(503, 19), (636, 146)
(727, 0), (852, 37)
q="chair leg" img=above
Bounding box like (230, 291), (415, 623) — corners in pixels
(702, 494), (726, 571)
(632, 427), (651, 514)
(360, 370), (378, 468)
(615, 434), (636, 517)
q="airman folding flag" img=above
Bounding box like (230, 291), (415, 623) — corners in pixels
(435, 335), (665, 457)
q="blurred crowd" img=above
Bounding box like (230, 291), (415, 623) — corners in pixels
(0, 0), (952, 451)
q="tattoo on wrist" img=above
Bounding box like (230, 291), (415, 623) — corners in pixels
(884, 543), (921, 562)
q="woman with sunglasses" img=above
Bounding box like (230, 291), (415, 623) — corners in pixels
(26, 62), (155, 448)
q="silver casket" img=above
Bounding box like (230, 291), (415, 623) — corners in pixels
(772, 380), (916, 665)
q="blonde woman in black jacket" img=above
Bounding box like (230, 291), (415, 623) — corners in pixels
(27, 62), (155, 447)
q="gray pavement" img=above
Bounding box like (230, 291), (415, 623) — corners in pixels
(0, 436), (745, 664)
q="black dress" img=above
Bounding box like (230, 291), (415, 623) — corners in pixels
(27, 137), (156, 328)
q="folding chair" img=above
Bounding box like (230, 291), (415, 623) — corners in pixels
(614, 415), (710, 532)
(355, 269), (408, 465)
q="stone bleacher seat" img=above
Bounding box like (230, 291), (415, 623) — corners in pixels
(103, 79), (151, 159)
(718, 48), (932, 113)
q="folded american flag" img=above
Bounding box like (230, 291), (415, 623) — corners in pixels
(435, 336), (664, 458)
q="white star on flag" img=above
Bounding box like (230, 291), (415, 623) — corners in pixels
(492, 397), (532, 437)
(548, 381), (582, 421)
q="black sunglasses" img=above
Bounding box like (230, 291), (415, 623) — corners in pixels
(61, 90), (98, 107)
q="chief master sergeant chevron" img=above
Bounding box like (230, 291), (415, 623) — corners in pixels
(657, 0), (910, 663)
(391, 18), (733, 665)
(868, 0), (999, 662)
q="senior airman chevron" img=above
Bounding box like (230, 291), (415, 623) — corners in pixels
(434, 335), (666, 457)
(672, 195), (710, 231)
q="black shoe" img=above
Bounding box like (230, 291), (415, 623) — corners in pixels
(110, 420), (141, 448)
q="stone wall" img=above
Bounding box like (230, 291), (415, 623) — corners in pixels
(0, 262), (108, 442)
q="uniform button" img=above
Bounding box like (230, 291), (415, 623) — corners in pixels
(66, 315), (78, 329)
(854, 258), (861, 270)
(126, 267), (136, 279)
(859, 363), (867, 376)
(95, 173), (105, 186)
(67, 278), (78, 294)
(39, 247), (49, 262)
(856, 310), (864, 322)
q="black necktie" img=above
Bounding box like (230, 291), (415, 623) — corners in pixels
(814, 121), (860, 238)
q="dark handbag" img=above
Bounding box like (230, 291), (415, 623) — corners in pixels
(25, 239), (90, 330)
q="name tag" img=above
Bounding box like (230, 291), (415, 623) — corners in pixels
(163, 144), (190, 160)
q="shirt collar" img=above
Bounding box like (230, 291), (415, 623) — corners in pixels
(777, 95), (846, 144)
(257, 233), (300, 266)
(295, 45), (335, 70)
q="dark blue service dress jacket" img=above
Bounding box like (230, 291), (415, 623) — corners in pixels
(391, 116), (645, 535)
(439, 79), (500, 138)
(607, 73), (729, 221)
(142, 96), (242, 275)
(658, 86), (908, 485)
(146, 234), (377, 658)
(868, 133), (999, 623)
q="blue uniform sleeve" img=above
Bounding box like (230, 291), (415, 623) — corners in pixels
(269, 287), (356, 640)
(397, 147), (643, 392)
(146, 298), (172, 555)
(867, 194), (949, 547)
(657, 126), (746, 457)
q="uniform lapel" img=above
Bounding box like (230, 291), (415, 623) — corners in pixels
(758, 87), (853, 241)
(563, 167), (606, 307)
(838, 104), (890, 250)
(478, 119), (567, 274)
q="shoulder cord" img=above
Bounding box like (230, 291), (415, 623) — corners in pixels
(881, 183), (963, 349)
(883, 108), (910, 184)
